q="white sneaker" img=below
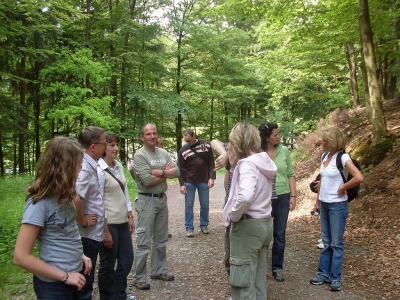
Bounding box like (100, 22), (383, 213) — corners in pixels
(317, 242), (324, 249)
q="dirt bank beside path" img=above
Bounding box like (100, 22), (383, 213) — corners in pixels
(122, 176), (373, 300)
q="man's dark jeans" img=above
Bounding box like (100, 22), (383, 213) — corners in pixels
(80, 237), (101, 300)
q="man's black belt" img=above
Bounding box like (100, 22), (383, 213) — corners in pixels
(138, 192), (165, 198)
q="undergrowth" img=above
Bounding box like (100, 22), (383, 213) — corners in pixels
(0, 174), (34, 298)
(352, 136), (394, 167)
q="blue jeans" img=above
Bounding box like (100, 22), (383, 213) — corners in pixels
(80, 238), (101, 300)
(318, 200), (348, 281)
(33, 275), (80, 300)
(98, 223), (134, 300)
(271, 193), (290, 272)
(184, 182), (209, 230)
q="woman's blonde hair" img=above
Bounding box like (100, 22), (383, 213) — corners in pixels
(228, 122), (261, 159)
(321, 127), (347, 152)
(27, 137), (83, 204)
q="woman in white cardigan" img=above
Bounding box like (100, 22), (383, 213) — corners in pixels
(98, 133), (136, 300)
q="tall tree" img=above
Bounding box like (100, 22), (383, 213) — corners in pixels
(358, 0), (387, 144)
(344, 43), (360, 107)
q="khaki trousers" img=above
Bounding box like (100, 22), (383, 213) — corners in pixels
(133, 194), (168, 283)
(229, 217), (273, 300)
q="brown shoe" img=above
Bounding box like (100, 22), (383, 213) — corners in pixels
(150, 273), (175, 281)
(201, 227), (209, 234)
(134, 281), (150, 290)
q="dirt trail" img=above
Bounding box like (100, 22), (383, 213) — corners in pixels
(117, 176), (378, 300)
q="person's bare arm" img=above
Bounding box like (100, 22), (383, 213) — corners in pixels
(338, 159), (364, 196)
(14, 224), (87, 290)
(210, 140), (227, 171)
(289, 176), (297, 211)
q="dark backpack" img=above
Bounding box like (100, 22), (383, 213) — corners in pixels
(309, 151), (361, 202)
(336, 151), (362, 202)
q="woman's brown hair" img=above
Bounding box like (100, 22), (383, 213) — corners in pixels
(26, 137), (83, 204)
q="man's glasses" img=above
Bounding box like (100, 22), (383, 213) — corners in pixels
(94, 142), (107, 146)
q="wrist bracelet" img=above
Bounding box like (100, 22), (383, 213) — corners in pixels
(161, 170), (165, 176)
(63, 271), (69, 283)
(82, 219), (88, 228)
(128, 216), (133, 219)
(291, 195), (296, 198)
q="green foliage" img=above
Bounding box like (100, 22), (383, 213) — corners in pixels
(40, 48), (118, 135)
(0, 0), (397, 174)
(0, 174), (35, 297)
(124, 168), (138, 200)
(291, 147), (310, 164)
(349, 116), (365, 124)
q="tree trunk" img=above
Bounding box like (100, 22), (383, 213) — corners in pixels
(358, 0), (387, 144)
(175, 32), (183, 152)
(120, 30), (129, 165)
(17, 57), (27, 173)
(359, 45), (372, 123)
(344, 43), (360, 107)
(379, 50), (388, 100)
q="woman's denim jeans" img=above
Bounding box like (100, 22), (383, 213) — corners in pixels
(33, 275), (80, 300)
(271, 193), (290, 272)
(184, 182), (209, 231)
(98, 222), (134, 300)
(318, 200), (348, 281)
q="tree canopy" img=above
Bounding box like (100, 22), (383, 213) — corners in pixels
(0, 0), (395, 174)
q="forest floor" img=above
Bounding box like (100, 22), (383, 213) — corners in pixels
(90, 99), (400, 300)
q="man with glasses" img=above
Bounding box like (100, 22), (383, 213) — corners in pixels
(76, 126), (107, 300)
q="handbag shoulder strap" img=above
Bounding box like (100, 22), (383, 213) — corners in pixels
(104, 168), (125, 193)
(185, 143), (208, 164)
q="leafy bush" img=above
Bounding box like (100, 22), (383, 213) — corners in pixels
(291, 147), (310, 164)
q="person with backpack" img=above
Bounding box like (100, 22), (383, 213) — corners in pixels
(310, 127), (363, 292)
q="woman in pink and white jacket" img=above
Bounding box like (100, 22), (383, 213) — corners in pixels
(223, 122), (277, 300)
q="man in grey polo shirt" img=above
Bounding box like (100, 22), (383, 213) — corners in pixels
(129, 123), (180, 290)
